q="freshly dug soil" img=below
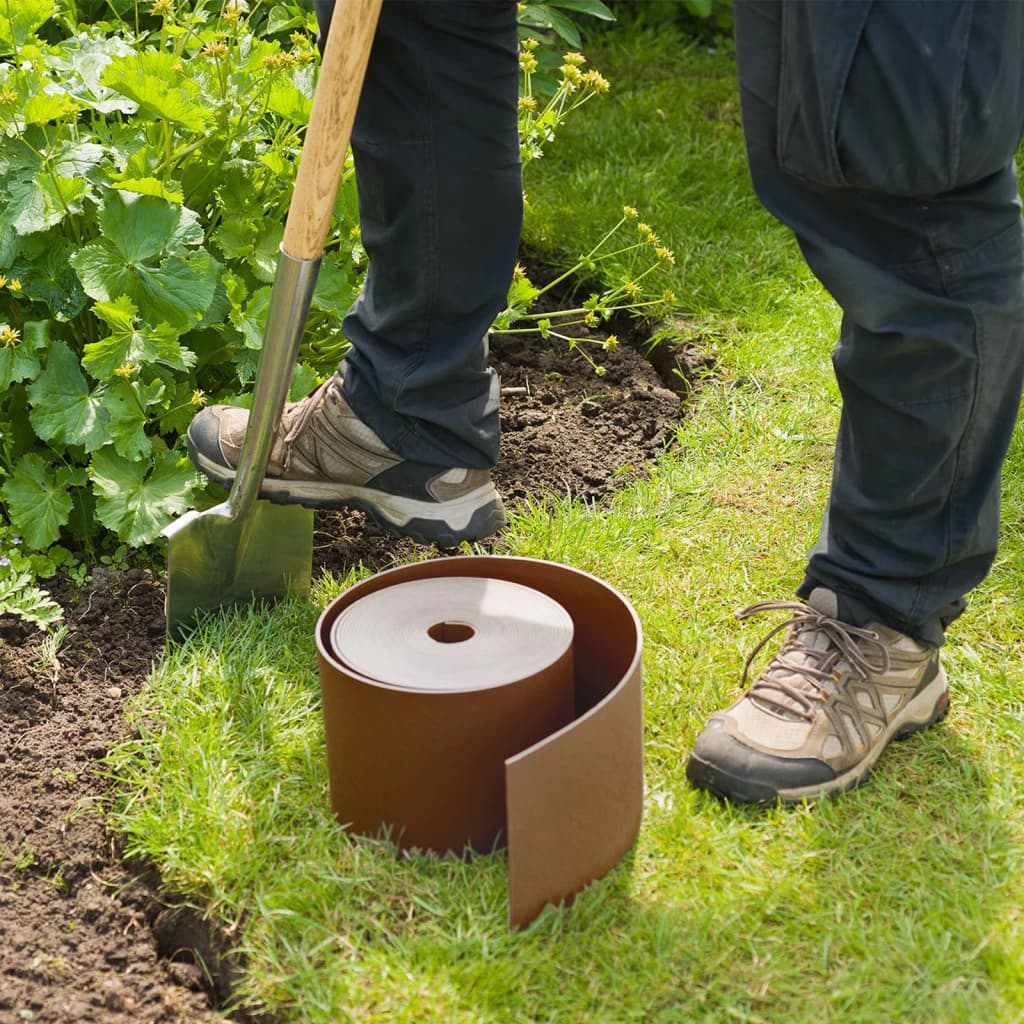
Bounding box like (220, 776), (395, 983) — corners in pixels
(0, 308), (710, 1022)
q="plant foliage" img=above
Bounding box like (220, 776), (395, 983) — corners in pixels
(0, 0), (358, 561)
(0, 0), (670, 625)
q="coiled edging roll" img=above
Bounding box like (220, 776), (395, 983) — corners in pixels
(315, 555), (644, 930)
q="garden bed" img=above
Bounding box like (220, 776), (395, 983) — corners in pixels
(0, 317), (708, 1023)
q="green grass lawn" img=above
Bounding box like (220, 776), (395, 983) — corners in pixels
(108, 22), (1024, 1024)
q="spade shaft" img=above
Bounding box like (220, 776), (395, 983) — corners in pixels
(164, 0), (383, 638)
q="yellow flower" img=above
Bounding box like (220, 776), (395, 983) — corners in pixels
(8, 278), (21, 292)
(0, 89), (17, 105)
(518, 95), (537, 111)
(656, 246), (675, 265)
(114, 362), (139, 378)
(151, 0), (173, 16)
(563, 52), (586, 67)
(623, 206), (639, 220)
(203, 40), (229, 59)
(603, 334), (619, 352)
(519, 52), (538, 74)
(0, 324), (21, 347)
(583, 70), (610, 93)
(191, 388), (207, 408)
(0, 275), (7, 288)
(638, 222), (660, 245)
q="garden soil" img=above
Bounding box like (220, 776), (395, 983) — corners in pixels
(0, 304), (710, 1023)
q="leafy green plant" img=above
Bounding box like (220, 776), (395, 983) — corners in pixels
(0, 0), (358, 559)
(0, 0), (667, 614)
(495, 206), (677, 375)
(508, 41), (675, 373)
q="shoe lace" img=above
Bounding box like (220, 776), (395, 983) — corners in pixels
(279, 378), (333, 469)
(736, 600), (890, 721)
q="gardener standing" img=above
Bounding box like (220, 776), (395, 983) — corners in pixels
(187, 1), (1024, 804)
(686, 0), (1024, 802)
(187, 0), (523, 547)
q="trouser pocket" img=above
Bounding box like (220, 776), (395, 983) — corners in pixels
(777, 0), (1024, 195)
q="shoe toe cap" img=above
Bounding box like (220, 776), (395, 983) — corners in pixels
(187, 406), (231, 470)
(686, 718), (835, 804)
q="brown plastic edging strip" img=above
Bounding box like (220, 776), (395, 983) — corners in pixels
(315, 555), (644, 929)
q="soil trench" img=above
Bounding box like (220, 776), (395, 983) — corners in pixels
(0, 309), (710, 1022)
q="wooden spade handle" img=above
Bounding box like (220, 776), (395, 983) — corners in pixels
(281, 0), (382, 261)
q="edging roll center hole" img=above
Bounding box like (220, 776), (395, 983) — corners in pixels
(427, 621), (476, 644)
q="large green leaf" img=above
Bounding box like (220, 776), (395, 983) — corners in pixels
(3, 173), (90, 235)
(14, 238), (88, 321)
(0, 65), (80, 132)
(266, 78), (311, 125)
(90, 445), (198, 546)
(0, 133), (103, 234)
(0, 0), (55, 52)
(230, 285), (273, 350)
(47, 31), (138, 115)
(70, 192), (221, 330)
(1, 452), (74, 550)
(311, 258), (357, 318)
(83, 296), (195, 379)
(101, 52), (212, 132)
(103, 378), (165, 460)
(96, 189), (194, 263)
(252, 223), (285, 282)
(27, 341), (109, 451)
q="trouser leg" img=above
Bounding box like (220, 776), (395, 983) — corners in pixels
(734, 0), (1024, 645)
(314, 0), (522, 468)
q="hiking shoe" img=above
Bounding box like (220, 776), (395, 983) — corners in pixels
(186, 373), (507, 546)
(685, 588), (949, 804)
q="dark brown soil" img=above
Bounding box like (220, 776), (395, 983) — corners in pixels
(0, 305), (709, 1022)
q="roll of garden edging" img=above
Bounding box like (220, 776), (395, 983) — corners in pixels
(315, 555), (644, 930)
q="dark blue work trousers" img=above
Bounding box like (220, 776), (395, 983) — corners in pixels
(314, 0), (522, 469)
(735, 1), (1024, 644)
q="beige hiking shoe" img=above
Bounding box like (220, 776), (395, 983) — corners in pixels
(186, 372), (506, 546)
(685, 588), (949, 803)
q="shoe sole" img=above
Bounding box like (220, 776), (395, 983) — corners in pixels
(188, 442), (507, 547)
(686, 667), (950, 805)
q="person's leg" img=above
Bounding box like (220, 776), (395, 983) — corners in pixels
(740, 0), (1024, 646)
(336, 0), (523, 469)
(188, 1), (521, 543)
(687, 0), (1024, 803)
